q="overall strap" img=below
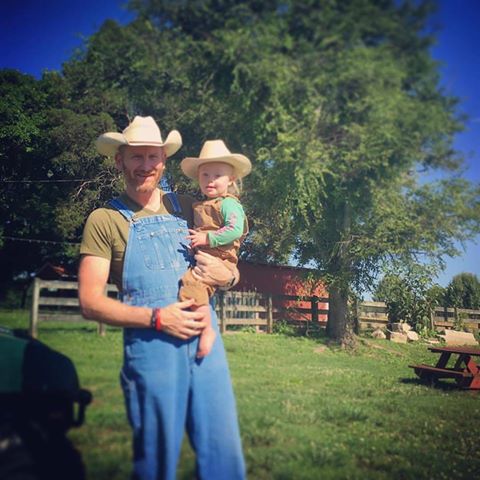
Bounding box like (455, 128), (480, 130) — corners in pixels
(165, 192), (182, 215)
(109, 192), (182, 218)
(109, 198), (135, 221)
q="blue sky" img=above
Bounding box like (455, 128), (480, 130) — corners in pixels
(1, 0), (478, 287)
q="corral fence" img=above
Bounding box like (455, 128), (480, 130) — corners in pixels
(29, 278), (480, 337)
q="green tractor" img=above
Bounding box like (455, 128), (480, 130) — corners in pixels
(0, 326), (92, 479)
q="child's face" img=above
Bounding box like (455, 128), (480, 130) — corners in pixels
(198, 162), (235, 198)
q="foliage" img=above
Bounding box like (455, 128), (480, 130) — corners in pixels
(373, 263), (442, 333)
(128, 0), (480, 342)
(0, 69), (122, 297)
(444, 272), (480, 309)
(272, 319), (296, 336)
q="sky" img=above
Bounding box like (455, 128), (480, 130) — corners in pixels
(0, 0), (478, 288)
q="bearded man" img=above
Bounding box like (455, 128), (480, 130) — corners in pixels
(78, 116), (245, 480)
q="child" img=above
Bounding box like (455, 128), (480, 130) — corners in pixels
(179, 140), (251, 357)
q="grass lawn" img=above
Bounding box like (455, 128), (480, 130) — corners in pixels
(2, 309), (479, 479)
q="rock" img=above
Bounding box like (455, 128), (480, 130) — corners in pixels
(387, 331), (408, 343)
(372, 329), (387, 339)
(406, 331), (419, 342)
(438, 329), (478, 346)
(400, 323), (412, 333)
(390, 322), (411, 333)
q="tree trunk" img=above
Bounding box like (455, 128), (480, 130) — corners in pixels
(325, 200), (356, 348)
(326, 285), (356, 348)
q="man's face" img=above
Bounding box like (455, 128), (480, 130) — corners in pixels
(115, 145), (166, 194)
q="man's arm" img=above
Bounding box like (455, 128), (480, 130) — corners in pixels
(78, 255), (207, 339)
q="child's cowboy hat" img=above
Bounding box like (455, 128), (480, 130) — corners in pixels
(181, 140), (251, 179)
(95, 116), (182, 157)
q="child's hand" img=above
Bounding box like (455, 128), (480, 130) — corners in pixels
(187, 229), (210, 248)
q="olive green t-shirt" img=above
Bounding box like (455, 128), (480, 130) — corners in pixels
(80, 190), (194, 290)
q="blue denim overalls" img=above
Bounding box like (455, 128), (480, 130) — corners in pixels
(110, 194), (245, 480)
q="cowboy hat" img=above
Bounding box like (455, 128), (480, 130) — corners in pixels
(95, 116), (182, 157)
(181, 140), (251, 179)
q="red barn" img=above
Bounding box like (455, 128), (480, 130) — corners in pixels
(234, 261), (328, 323)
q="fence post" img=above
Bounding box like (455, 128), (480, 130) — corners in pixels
(353, 298), (360, 334)
(97, 287), (111, 336)
(30, 278), (40, 338)
(218, 291), (226, 334)
(311, 295), (319, 323)
(97, 322), (106, 336)
(267, 293), (273, 334)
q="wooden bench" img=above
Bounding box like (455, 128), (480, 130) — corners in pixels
(410, 346), (480, 390)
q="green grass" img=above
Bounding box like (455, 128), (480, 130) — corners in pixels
(2, 309), (479, 479)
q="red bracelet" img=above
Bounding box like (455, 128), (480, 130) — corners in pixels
(151, 308), (162, 331)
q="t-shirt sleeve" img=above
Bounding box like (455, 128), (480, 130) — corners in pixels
(80, 209), (114, 260)
(208, 197), (246, 247)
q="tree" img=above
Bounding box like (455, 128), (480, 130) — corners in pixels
(127, 0), (479, 345)
(0, 69), (121, 299)
(444, 273), (480, 309)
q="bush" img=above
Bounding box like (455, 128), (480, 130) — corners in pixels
(374, 263), (441, 333)
(272, 319), (296, 336)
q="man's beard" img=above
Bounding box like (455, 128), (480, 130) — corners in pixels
(136, 179), (158, 193)
(122, 162), (162, 193)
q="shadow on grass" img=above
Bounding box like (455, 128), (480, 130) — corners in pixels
(400, 377), (462, 391)
(38, 326), (104, 335)
(273, 320), (327, 339)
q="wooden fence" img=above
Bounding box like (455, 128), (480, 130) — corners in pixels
(29, 278), (480, 337)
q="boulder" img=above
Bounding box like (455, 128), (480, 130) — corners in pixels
(390, 322), (411, 333)
(372, 329), (387, 339)
(401, 323), (412, 333)
(438, 329), (478, 346)
(387, 331), (408, 344)
(406, 331), (419, 342)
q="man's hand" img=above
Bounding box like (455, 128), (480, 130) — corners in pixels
(161, 298), (208, 339)
(187, 229), (209, 248)
(191, 251), (238, 287)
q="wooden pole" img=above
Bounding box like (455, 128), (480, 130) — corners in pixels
(311, 295), (319, 323)
(219, 291), (226, 334)
(97, 322), (106, 336)
(353, 297), (360, 334)
(30, 277), (40, 338)
(267, 293), (273, 334)
(430, 307), (435, 331)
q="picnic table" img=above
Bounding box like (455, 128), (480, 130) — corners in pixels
(409, 346), (480, 390)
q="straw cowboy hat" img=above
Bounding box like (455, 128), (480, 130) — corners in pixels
(181, 140), (251, 179)
(95, 116), (182, 157)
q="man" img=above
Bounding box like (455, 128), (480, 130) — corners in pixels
(78, 116), (245, 480)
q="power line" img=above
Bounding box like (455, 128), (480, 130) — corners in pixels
(1, 179), (94, 184)
(1, 236), (80, 246)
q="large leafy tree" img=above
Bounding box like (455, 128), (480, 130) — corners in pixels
(1, 1), (479, 346)
(0, 69), (118, 297)
(128, 0), (479, 345)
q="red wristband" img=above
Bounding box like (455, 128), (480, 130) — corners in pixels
(151, 308), (162, 331)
